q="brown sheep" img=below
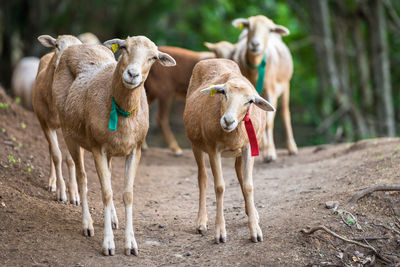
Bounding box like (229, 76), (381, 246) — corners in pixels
(184, 58), (275, 243)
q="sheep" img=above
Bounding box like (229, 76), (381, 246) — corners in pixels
(11, 57), (40, 110)
(144, 46), (214, 156)
(229, 15), (298, 162)
(32, 35), (82, 204)
(52, 36), (176, 256)
(10, 34), (98, 113)
(183, 58), (275, 243)
(203, 41), (236, 60)
(77, 32), (101, 45)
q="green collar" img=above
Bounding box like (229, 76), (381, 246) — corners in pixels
(245, 54), (266, 94)
(108, 95), (138, 131)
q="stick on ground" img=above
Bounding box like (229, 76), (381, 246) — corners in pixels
(349, 184), (400, 203)
(301, 225), (392, 263)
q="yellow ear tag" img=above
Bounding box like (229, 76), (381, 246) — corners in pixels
(208, 84), (218, 96)
(111, 43), (119, 53)
(238, 23), (244, 30)
(210, 89), (218, 96)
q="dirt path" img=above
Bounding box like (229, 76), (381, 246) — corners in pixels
(1, 89), (399, 266)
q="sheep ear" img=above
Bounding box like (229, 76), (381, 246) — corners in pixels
(254, 95), (275, 111)
(232, 18), (249, 30)
(38, 35), (56, 48)
(103, 38), (125, 53)
(271, 25), (290, 36)
(200, 84), (225, 96)
(157, 51), (176, 67)
(204, 42), (216, 51)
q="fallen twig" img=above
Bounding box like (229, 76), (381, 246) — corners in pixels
(301, 225), (392, 263)
(349, 184), (400, 203)
(352, 236), (389, 241)
(374, 223), (400, 236)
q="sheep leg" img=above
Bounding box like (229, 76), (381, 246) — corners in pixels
(263, 95), (278, 163)
(235, 156), (259, 222)
(281, 82), (298, 155)
(107, 156), (118, 229)
(157, 97), (182, 156)
(193, 145), (208, 235)
(208, 151), (226, 243)
(92, 147), (115, 256)
(142, 95), (156, 152)
(123, 147), (141, 256)
(65, 138), (94, 237)
(48, 152), (56, 192)
(66, 151), (80, 205)
(41, 122), (67, 202)
(242, 144), (263, 242)
(235, 156), (246, 215)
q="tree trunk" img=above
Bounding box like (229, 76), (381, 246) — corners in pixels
(352, 15), (376, 136)
(308, 0), (337, 134)
(368, 0), (396, 136)
(309, 0), (368, 140)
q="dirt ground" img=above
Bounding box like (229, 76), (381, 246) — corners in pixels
(1, 88), (400, 266)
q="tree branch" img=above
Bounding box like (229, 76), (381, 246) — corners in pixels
(349, 184), (400, 203)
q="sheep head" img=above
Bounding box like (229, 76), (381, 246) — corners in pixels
(204, 41), (236, 59)
(104, 36), (176, 90)
(201, 78), (275, 132)
(38, 35), (82, 56)
(232, 15), (289, 56)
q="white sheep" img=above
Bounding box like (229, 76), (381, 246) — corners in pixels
(32, 35), (82, 204)
(52, 36), (176, 256)
(183, 58), (275, 243)
(231, 15), (298, 162)
(11, 57), (40, 110)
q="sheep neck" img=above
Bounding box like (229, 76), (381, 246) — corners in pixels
(245, 50), (264, 69)
(111, 65), (141, 113)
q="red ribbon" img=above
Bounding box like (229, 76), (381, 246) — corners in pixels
(243, 106), (259, 156)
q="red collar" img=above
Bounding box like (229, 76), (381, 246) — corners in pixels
(243, 105), (259, 156)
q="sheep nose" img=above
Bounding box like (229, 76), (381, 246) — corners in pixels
(127, 69), (139, 79)
(224, 116), (234, 126)
(251, 40), (260, 48)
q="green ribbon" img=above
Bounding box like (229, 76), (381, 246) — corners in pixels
(246, 54), (266, 94)
(109, 96), (131, 131)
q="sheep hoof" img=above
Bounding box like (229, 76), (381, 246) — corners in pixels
(197, 225), (207, 236)
(289, 150), (298, 156)
(57, 197), (67, 204)
(112, 221), (118, 230)
(70, 199), (80, 206)
(173, 149), (183, 157)
(84, 228), (94, 237)
(215, 234), (227, 244)
(263, 155), (276, 163)
(250, 233), (263, 243)
(125, 248), (138, 256)
(103, 248), (115, 256)
(48, 184), (56, 192)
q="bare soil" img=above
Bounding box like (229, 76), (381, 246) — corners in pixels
(0, 88), (399, 266)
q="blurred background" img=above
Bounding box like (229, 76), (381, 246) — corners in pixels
(1, 0), (400, 148)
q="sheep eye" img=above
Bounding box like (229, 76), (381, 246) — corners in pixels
(150, 56), (158, 61)
(248, 99), (254, 104)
